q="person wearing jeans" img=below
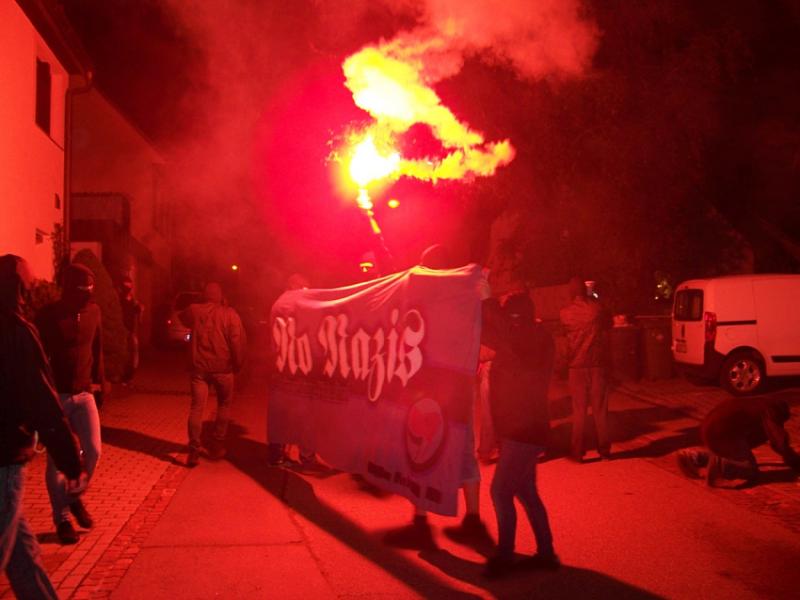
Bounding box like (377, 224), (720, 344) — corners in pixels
(1, 254), (86, 597)
(482, 291), (560, 578)
(189, 372), (234, 456)
(490, 440), (553, 561)
(46, 392), (101, 531)
(560, 277), (611, 461)
(36, 263), (105, 544)
(181, 282), (246, 466)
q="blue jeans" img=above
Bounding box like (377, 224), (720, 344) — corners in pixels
(1, 465), (60, 599)
(189, 372), (234, 450)
(47, 392), (101, 524)
(490, 439), (554, 559)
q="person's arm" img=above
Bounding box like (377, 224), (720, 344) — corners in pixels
(763, 410), (800, 471)
(481, 297), (503, 352)
(228, 310), (247, 373)
(17, 325), (82, 479)
(91, 309), (105, 385)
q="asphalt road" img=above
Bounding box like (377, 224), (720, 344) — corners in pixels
(108, 349), (800, 599)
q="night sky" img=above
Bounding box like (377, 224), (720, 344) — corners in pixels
(62, 0), (800, 308)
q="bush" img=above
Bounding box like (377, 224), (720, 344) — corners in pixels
(72, 249), (128, 382)
(24, 279), (61, 322)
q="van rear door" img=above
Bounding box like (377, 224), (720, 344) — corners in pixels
(672, 287), (705, 365)
(753, 277), (800, 376)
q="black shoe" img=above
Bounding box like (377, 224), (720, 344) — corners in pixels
(187, 449), (200, 468)
(56, 520), (79, 545)
(69, 499), (94, 529)
(484, 555), (515, 580)
(208, 441), (227, 461)
(599, 451), (612, 461)
(518, 553), (561, 571)
(676, 450), (701, 479)
(567, 454), (584, 464)
(383, 517), (435, 549)
(443, 514), (493, 547)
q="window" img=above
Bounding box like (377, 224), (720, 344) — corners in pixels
(35, 58), (51, 134)
(673, 289), (703, 321)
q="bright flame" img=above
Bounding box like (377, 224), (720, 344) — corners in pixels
(348, 135), (400, 188)
(342, 39), (515, 185)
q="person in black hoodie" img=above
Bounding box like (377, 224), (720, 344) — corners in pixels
(676, 396), (800, 486)
(0, 254), (86, 598)
(482, 291), (559, 578)
(36, 263), (104, 544)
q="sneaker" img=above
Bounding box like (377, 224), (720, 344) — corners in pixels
(676, 450), (701, 479)
(383, 516), (435, 549)
(297, 454), (328, 472)
(56, 520), (79, 545)
(186, 449), (200, 468)
(484, 555), (515, 580)
(69, 499), (94, 529)
(518, 552), (561, 571)
(443, 514), (493, 547)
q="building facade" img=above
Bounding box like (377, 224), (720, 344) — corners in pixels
(0, 0), (88, 279)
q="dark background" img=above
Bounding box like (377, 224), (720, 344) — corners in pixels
(62, 0), (800, 312)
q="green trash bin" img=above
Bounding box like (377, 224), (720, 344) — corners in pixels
(637, 315), (673, 380)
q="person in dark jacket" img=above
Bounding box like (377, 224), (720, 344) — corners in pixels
(36, 263), (104, 544)
(676, 396), (800, 486)
(482, 291), (559, 578)
(118, 276), (143, 386)
(560, 276), (611, 461)
(1, 254), (86, 598)
(180, 282), (246, 467)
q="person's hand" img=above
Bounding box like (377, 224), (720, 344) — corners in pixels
(477, 273), (492, 301)
(66, 472), (89, 496)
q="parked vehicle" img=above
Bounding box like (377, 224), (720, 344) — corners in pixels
(164, 291), (203, 345)
(671, 274), (800, 395)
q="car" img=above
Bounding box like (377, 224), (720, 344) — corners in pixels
(671, 274), (800, 395)
(164, 291), (203, 345)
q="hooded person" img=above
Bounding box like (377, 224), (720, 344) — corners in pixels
(1, 255), (86, 595)
(36, 262), (105, 544)
(118, 275), (144, 385)
(180, 282), (246, 467)
(481, 291), (559, 577)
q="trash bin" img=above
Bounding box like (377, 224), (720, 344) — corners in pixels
(636, 315), (673, 380)
(609, 324), (640, 382)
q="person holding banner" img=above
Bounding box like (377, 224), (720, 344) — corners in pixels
(384, 245), (490, 548)
(482, 291), (560, 578)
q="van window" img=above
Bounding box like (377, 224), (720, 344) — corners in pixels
(674, 289), (703, 321)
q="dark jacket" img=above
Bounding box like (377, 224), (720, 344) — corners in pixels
(0, 310), (82, 477)
(701, 397), (800, 470)
(35, 300), (104, 394)
(181, 302), (246, 374)
(482, 298), (554, 446)
(559, 297), (608, 368)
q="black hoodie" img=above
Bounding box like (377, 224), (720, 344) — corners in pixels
(0, 255), (82, 476)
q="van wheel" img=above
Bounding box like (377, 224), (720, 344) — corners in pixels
(720, 352), (764, 395)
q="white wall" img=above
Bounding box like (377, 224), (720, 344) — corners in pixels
(0, 0), (68, 281)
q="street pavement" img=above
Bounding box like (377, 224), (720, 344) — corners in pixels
(2, 348), (800, 599)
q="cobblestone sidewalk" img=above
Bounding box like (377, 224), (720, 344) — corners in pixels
(1, 352), (192, 599)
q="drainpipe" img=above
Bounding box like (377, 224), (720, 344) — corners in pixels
(63, 68), (93, 265)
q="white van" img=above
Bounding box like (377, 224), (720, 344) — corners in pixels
(671, 274), (800, 395)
